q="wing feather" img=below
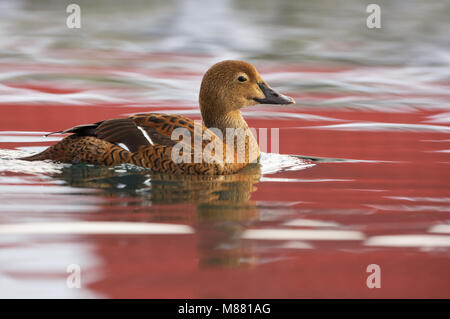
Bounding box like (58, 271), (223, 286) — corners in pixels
(46, 113), (223, 154)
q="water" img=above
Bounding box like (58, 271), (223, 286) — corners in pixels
(0, 0), (449, 298)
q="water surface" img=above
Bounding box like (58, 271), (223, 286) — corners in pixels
(0, 0), (449, 298)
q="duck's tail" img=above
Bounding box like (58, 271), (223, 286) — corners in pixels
(19, 135), (133, 166)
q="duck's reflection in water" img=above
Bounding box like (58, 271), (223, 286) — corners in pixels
(53, 163), (262, 268)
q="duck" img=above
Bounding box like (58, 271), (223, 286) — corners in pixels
(21, 60), (294, 175)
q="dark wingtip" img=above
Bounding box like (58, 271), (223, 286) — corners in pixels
(44, 131), (62, 137)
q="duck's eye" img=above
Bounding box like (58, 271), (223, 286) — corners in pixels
(237, 75), (247, 82)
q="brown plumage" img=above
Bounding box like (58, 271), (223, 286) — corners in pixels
(21, 60), (294, 175)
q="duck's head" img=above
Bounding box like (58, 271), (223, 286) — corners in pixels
(199, 60), (294, 127)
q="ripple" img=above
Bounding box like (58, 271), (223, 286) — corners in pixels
(242, 229), (364, 241)
(0, 135), (61, 143)
(259, 152), (315, 175)
(0, 149), (64, 174)
(0, 222), (194, 235)
(305, 122), (450, 133)
(429, 225), (450, 234)
(145, 108), (345, 122)
(386, 196), (450, 203)
(367, 204), (450, 212)
(278, 241), (314, 250)
(260, 177), (351, 183)
(365, 235), (450, 247)
(0, 241), (101, 298)
(283, 219), (340, 228)
(0, 147), (314, 177)
(426, 112), (450, 124)
(290, 154), (396, 163)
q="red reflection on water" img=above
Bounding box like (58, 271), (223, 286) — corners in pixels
(0, 90), (449, 298)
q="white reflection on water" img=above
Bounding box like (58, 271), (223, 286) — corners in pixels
(260, 177), (351, 183)
(367, 204), (450, 213)
(284, 219), (340, 228)
(0, 135), (61, 143)
(0, 149), (64, 174)
(136, 108), (344, 122)
(426, 112), (450, 124)
(386, 196), (450, 203)
(278, 241), (314, 250)
(365, 235), (450, 247)
(241, 111), (343, 122)
(0, 241), (102, 298)
(306, 122), (450, 133)
(4, 0), (449, 66)
(0, 185), (101, 215)
(429, 225), (450, 234)
(422, 139), (450, 143)
(0, 83), (125, 104)
(0, 0), (448, 112)
(242, 229), (364, 241)
(0, 185), (97, 194)
(0, 222), (194, 235)
(0, 140), (315, 177)
(259, 152), (315, 175)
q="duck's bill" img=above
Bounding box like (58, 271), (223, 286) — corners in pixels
(254, 82), (295, 105)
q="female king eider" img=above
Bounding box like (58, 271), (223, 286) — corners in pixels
(21, 61), (294, 174)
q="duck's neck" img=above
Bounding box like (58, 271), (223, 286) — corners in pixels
(203, 109), (248, 132)
(202, 109), (260, 162)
